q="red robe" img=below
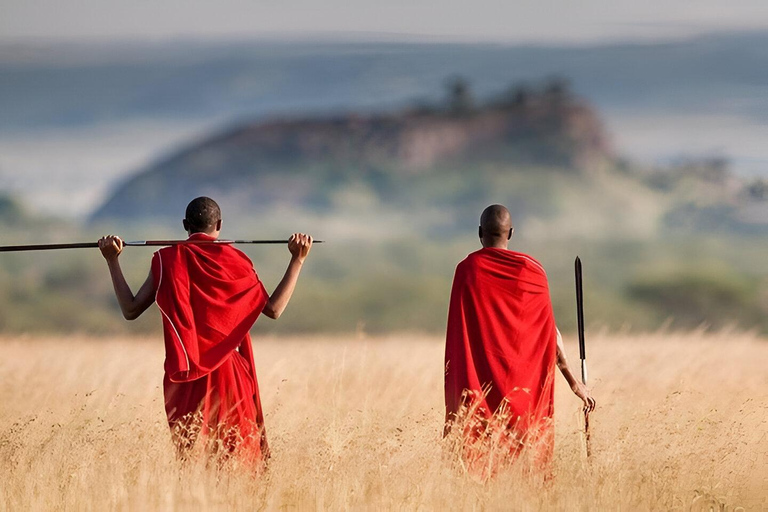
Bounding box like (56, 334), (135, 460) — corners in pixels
(445, 247), (557, 466)
(151, 232), (269, 462)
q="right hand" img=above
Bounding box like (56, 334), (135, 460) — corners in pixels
(288, 233), (313, 263)
(98, 235), (124, 262)
(572, 381), (596, 413)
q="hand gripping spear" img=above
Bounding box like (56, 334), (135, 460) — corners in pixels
(0, 238), (324, 252)
(575, 256), (591, 458)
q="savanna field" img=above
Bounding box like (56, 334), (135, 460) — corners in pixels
(0, 331), (766, 511)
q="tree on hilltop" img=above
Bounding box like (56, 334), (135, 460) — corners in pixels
(446, 76), (474, 114)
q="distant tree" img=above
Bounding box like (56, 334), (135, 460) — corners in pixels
(446, 77), (474, 114)
(544, 76), (572, 104)
(496, 83), (533, 108)
(706, 155), (729, 176)
(511, 85), (532, 107)
(747, 179), (768, 201)
(693, 156), (729, 183)
(669, 155), (730, 184)
(0, 194), (24, 224)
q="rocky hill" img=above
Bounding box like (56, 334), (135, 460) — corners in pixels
(90, 78), (768, 240)
(91, 79), (611, 226)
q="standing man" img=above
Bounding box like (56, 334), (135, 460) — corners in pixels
(98, 196), (312, 465)
(444, 204), (594, 468)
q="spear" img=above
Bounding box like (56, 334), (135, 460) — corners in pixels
(0, 239), (324, 252)
(575, 256), (591, 458)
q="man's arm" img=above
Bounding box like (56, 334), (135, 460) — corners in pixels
(98, 235), (156, 320)
(262, 233), (312, 320)
(556, 327), (596, 412)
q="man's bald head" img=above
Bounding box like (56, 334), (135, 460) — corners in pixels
(184, 196), (222, 234)
(479, 204), (514, 248)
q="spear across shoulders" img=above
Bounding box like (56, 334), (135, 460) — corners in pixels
(0, 239), (324, 253)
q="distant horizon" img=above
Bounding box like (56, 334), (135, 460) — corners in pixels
(3, 0), (768, 46)
(3, 25), (768, 48)
(2, 28), (768, 218)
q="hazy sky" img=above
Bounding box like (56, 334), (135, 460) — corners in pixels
(3, 0), (768, 43)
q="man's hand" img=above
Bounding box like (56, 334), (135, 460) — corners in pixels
(571, 381), (596, 413)
(98, 235), (124, 262)
(288, 233), (312, 262)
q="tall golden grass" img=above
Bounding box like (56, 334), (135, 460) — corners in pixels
(0, 331), (766, 510)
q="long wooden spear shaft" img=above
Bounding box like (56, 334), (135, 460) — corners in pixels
(575, 256), (591, 458)
(0, 239), (324, 252)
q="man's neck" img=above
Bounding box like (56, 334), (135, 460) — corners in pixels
(188, 230), (219, 239)
(481, 238), (508, 249)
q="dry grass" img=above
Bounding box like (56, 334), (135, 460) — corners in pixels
(0, 331), (766, 510)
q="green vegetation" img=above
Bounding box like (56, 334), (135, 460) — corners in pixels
(628, 271), (763, 331)
(2, 80), (767, 337)
(2, 205), (767, 336)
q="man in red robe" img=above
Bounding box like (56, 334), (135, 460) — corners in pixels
(444, 204), (595, 468)
(98, 197), (312, 465)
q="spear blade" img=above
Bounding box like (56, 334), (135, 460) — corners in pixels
(575, 255), (591, 458)
(575, 256), (587, 385)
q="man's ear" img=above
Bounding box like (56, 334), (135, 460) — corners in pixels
(507, 227), (513, 240)
(478, 226), (483, 239)
(215, 219), (222, 231)
(183, 219), (190, 232)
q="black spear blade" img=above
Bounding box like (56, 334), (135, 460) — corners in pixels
(575, 255), (592, 458)
(575, 256), (587, 385)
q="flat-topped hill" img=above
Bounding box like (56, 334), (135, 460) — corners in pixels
(91, 80), (611, 226)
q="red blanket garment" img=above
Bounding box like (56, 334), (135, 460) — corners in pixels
(444, 247), (557, 459)
(151, 233), (269, 461)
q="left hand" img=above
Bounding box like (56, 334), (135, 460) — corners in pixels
(288, 233), (313, 263)
(98, 235), (124, 262)
(571, 381), (596, 413)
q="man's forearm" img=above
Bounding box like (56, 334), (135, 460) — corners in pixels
(556, 328), (580, 389)
(106, 259), (139, 319)
(558, 354), (580, 389)
(264, 257), (304, 319)
(555, 327), (596, 410)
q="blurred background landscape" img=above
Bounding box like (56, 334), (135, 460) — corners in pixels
(1, 20), (768, 335)
(4, 6), (768, 510)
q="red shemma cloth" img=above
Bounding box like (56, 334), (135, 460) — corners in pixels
(151, 233), (269, 461)
(445, 248), (557, 463)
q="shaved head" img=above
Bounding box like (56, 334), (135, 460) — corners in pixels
(479, 204), (513, 248)
(184, 196), (221, 233)
(480, 204), (512, 235)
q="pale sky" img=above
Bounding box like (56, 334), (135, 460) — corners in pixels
(2, 0), (768, 43)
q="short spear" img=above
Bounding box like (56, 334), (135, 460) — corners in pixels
(575, 256), (591, 458)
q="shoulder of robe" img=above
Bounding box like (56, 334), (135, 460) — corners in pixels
(228, 245), (256, 268)
(462, 249), (486, 265)
(455, 253), (477, 275)
(509, 251), (547, 276)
